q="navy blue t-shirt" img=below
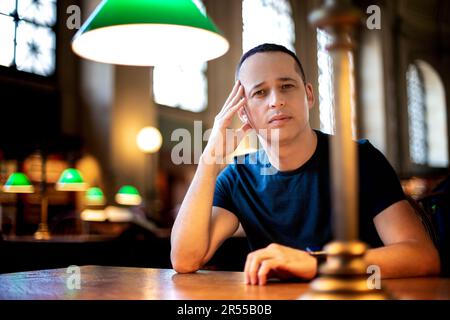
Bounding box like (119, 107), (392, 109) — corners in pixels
(213, 130), (405, 252)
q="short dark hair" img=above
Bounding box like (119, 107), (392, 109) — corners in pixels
(236, 43), (306, 84)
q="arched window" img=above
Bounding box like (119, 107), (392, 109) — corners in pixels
(0, 0), (57, 76)
(407, 60), (448, 167)
(152, 0), (207, 113)
(242, 0), (295, 53)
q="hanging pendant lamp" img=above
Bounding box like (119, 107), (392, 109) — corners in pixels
(72, 0), (229, 66)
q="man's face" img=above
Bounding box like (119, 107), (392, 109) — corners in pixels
(238, 51), (314, 145)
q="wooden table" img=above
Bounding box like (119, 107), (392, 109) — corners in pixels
(0, 265), (449, 300)
(3, 234), (118, 243)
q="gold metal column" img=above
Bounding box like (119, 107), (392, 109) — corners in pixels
(34, 152), (51, 240)
(299, 0), (390, 300)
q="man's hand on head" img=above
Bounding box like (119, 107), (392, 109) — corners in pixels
(244, 243), (318, 285)
(202, 81), (252, 166)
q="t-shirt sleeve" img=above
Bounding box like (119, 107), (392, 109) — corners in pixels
(358, 140), (406, 219)
(212, 165), (238, 214)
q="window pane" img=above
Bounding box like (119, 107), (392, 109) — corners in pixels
(15, 20), (55, 76)
(317, 29), (335, 135)
(407, 64), (427, 165)
(242, 0), (295, 53)
(18, 0), (56, 27)
(154, 62), (208, 112)
(360, 32), (386, 153)
(316, 29), (357, 138)
(416, 61), (449, 168)
(0, 14), (15, 67)
(0, 0), (16, 15)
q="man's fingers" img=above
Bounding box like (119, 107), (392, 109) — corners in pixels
(220, 81), (242, 117)
(218, 99), (245, 131)
(244, 253), (253, 284)
(244, 249), (274, 285)
(258, 259), (280, 286)
(248, 254), (262, 285)
(245, 245), (317, 285)
(228, 85), (245, 109)
(223, 81), (240, 108)
(223, 97), (246, 122)
(244, 256), (249, 284)
(219, 85), (244, 118)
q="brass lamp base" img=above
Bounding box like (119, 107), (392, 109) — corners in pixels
(299, 241), (391, 300)
(34, 223), (51, 240)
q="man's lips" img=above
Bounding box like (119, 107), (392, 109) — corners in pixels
(268, 115), (292, 124)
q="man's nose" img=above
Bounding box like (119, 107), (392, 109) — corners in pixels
(269, 90), (285, 109)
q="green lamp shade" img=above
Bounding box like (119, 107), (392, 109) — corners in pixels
(71, 0), (229, 65)
(115, 185), (142, 206)
(56, 168), (88, 191)
(85, 187), (106, 206)
(2, 172), (34, 193)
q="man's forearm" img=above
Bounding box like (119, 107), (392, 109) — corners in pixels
(170, 157), (222, 272)
(364, 240), (441, 279)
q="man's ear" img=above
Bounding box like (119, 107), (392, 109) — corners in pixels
(238, 107), (248, 123)
(305, 83), (315, 109)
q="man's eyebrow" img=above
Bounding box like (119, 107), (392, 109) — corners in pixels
(249, 81), (265, 93)
(278, 77), (299, 83)
(249, 77), (299, 93)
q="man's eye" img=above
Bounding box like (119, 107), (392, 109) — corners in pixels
(253, 90), (265, 97)
(282, 84), (294, 90)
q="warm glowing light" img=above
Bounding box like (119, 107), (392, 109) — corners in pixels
(136, 126), (163, 154)
(81, 209), (107, 221)
(104, 206), (133, 222)
(73, 24), (229, 66)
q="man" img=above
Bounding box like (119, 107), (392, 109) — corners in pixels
(170, 43), (440, 285)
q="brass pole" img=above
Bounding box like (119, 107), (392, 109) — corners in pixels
(299, 0), (390, 299)
(330, 44), (358, 241)
(34, 151), (50, 240)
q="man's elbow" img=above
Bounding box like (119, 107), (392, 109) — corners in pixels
(424, 247), (441, 276)
(171, 252), (203, 274)
(172, 261), (201, 274)
(416, 244), (441, 276)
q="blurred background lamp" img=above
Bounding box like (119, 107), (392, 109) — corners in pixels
(2, 172), (34, 193)
(71, 0), (229, 66)
(85, 187), (106, 206)
(115, 185), (142, 206)
(136, 126), (163, 154)
(81, 209), (107, 222)
(56, 168), (88, 191)
(104, 205), (133, 222)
